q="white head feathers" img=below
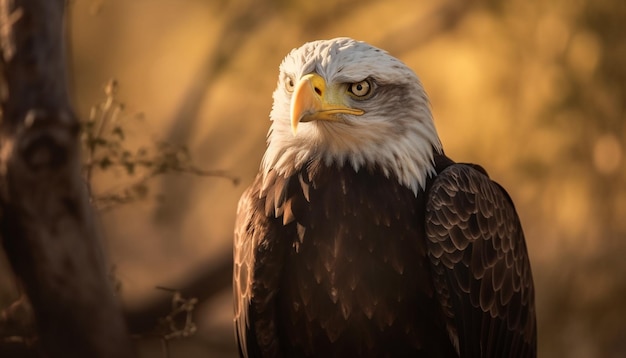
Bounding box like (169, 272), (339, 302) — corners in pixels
(261, 37), (442, 195)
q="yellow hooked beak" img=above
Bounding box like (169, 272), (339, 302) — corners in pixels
(290, 73), (365, 135)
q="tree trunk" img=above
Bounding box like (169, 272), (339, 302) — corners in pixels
(0, 0), (135, 357)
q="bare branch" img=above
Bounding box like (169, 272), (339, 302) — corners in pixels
(125, 252), (232, 334)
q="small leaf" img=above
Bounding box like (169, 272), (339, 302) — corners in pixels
(112, 126), (125, 140)
(132, 183), (148, 198)
(99, 157), (112, 170)
(94, 138), (108, 147)
(124, 162), (135, 175)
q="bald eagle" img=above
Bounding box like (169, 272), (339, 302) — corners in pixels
(234, 37), (536, 357)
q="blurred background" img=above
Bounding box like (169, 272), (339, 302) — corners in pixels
(2, 0), (625, 357)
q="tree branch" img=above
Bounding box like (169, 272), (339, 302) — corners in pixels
(0, 0), (134, 356)
(125, 251), (232, 335)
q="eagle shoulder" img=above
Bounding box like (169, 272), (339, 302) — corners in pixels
(233, 178), (259, 358)
(234, 171), (300, 358)
(425, 163), (537, 357)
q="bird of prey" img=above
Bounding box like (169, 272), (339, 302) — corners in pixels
(233, 37), (536, 358)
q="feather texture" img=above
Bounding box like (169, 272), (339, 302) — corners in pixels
(233, 37), (536, 358)
(235, 161), (459, 357)
(425, 164), (536, 357)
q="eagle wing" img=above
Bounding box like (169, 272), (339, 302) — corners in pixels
(233, 181), (259, 358)
(234, 172), (292, 358)
(425, 164), (536, 357)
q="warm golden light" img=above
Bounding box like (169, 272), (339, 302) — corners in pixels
(15, 1), (618, 357)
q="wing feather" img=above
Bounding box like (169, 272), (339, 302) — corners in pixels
(234, 181), (260, 358)
(426, 164), (536, 357)
(234, 173), (290, 358)
(233, 172), (298, 358)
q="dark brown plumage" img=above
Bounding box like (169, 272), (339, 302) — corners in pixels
(233, 38), (536, 357)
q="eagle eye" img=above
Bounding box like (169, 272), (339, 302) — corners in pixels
(284, 75), (295, 92)
(348, 79), (372, 98)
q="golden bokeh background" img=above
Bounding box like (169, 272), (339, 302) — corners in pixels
(2, 0), (624, 357)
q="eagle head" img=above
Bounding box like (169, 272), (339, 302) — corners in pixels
(262, 37), (442, 194)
